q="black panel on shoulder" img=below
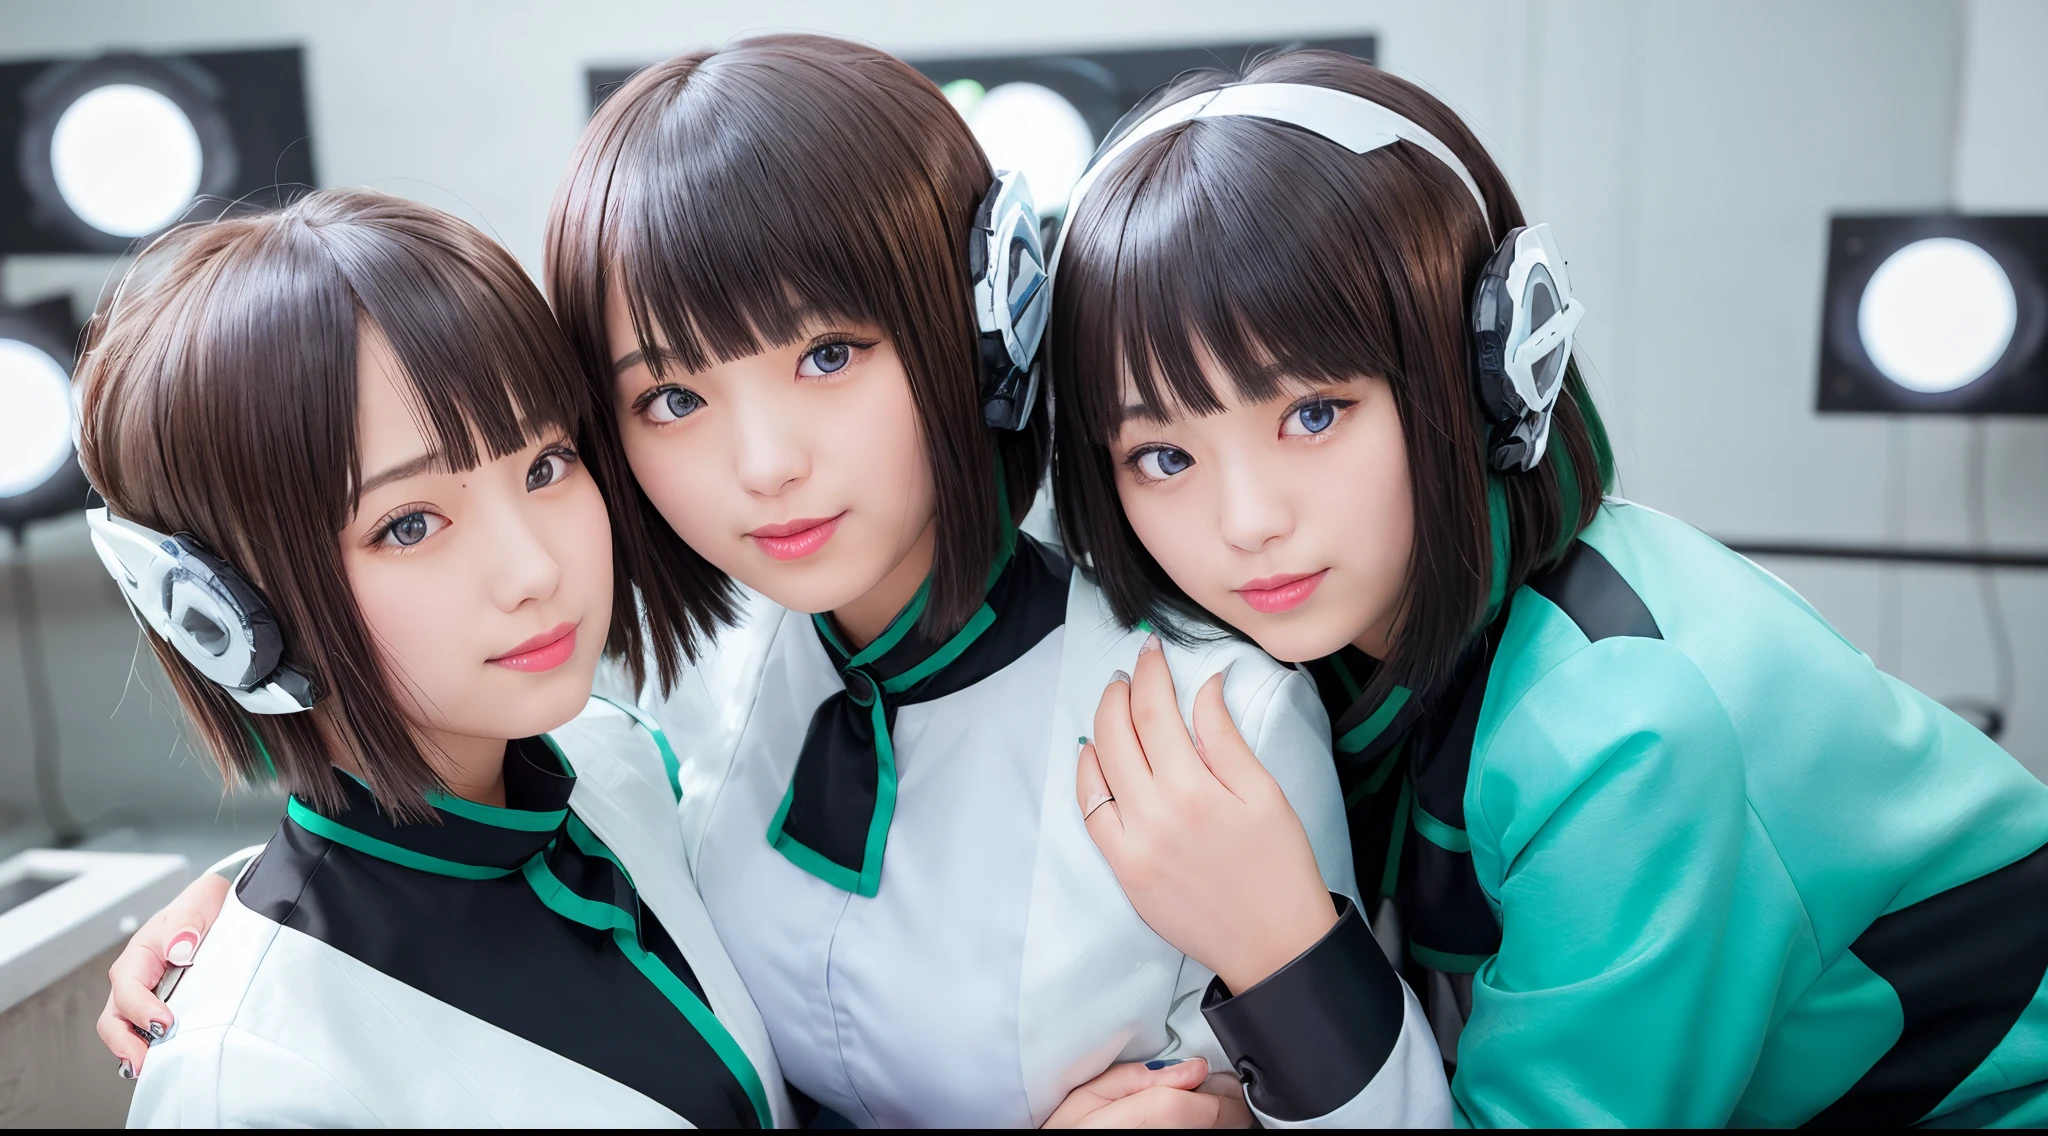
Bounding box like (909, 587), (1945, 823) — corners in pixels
(1805, 840), (2048, 1127)
(1527, 541), (1662, 643)
(238, 818), (753, 1127)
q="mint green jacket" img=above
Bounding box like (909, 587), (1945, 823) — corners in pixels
(1454, 501), (2048, 1127)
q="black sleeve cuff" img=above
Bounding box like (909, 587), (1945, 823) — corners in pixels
(1200, 893), (1405, 1122)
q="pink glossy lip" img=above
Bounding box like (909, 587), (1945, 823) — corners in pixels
(750, 513), (843, 561)
(1235, 569), (1329, 615)
(489, 622), (578, 672)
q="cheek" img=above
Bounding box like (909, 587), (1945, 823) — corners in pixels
(1115, 476), (1213, 594)
(553, 477), (616, 611)
(1328, 409), (1415, 584)
(833, 363), (933, 528)
(619, 418), (725, 547)
(346, 557), (471, 711)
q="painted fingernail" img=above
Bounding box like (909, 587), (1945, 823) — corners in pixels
(147, 1021), (166, 1040)
(166, 931), (199, 967)
(118, 1060), (134, 1080)
(1139, 632), (1162, 655)
(1111, 670), (1131, 685)
(1145, 1058), (1184, 1070)
(1077, 735), (1090, 746)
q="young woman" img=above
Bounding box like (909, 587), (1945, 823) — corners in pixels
(1045, 49), (2048, 1128)
(100, 37), (1449, 1129)
(84, 190), (784, 1128)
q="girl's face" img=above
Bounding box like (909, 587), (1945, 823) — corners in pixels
(1112, 370), (1414, 664)
(605, 281), (936, 622)
(339, 330), (614, 768)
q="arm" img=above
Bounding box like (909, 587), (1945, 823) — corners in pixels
(1080, 638), (1450, 1126)
(1454, 640), (1791, 1127)
(99, 848), (255, 1074)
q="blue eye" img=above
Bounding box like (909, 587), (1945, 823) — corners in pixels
(390, 514), (428, 545)
(643, 386), (703, 424)
(1132, 446), (1194, 480)
(807, 343), (851, 374)
(527, 449), (576, 492)
(1282, 399), (1348, 437)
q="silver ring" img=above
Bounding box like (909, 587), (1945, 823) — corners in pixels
(1084, 795), (1116, 820)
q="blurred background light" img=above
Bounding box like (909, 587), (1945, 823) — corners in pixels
(1859, 237), (2019, 393)
(948, 80), (1094, 217)
(48, 83), (205, 239)
(1819, 215), (2046, 414)
(0, 338), (74, 501)
(1, 48), (312, 254)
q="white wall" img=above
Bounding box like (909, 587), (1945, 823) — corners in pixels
(0, 0), (2041, 835)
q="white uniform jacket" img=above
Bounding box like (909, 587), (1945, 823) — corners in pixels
(127, 701), (792, 1129)
(609, 537), (1449, 1127)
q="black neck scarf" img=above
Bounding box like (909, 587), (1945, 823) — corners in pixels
(1309, 625), (1506, 976)
(766, 532), (1070, 897)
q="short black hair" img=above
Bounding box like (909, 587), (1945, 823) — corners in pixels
(546, 35), (1047, 694)
(1049, 50), (1613, 708)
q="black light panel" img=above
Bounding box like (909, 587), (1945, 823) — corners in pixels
(1818, 214), (2048, 415)
(588, 36), (1373, 223)
(0, 47), (315, 254)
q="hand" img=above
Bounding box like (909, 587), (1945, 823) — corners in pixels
(1079, 636), (1338, 995)
(97, 871), (231, 1077)
(1043, 1058), (1253, 1128)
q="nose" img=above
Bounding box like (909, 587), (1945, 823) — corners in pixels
(486, 495), (564, 613)
(732, 412), (811, 499)
(1215, 454), (1295, 555)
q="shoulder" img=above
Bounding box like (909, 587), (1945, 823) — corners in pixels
(1062, 571), (1328, 765)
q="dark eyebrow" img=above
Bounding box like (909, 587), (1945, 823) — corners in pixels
(610, 349), (646, 377)
(356, 451), (443, 499)
(1120, 402), (1168, 426)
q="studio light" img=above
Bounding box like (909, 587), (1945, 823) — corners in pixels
(1, 48), (314, 254)
(0, 299), (87, 533)
(1819, 215), (2048, 414)
(925, 37), (1377, 217)
(944, 80), (1095, 217)
(49, 83), (207, 239)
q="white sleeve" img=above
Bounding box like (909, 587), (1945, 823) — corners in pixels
(128, 1025), (382, 1128)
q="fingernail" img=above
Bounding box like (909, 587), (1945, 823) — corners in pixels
(147, 1021), (166, 1040)
(1139, 632), (1162, 655)
(118, 1060), (135, 1080)
(166, 932), (198, 967)
(1111, 670), (1131, 685)
(1145, 1058), (1184, 1070)
(1077, 735), (1090, 746)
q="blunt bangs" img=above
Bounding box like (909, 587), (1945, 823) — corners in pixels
(77, 189), (597, 820)
(549, 35), (1047, 692)
(1050, 50), (1613, 705)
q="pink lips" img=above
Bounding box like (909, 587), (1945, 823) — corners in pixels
(749, 513), (843, 561)
(1235, 569), (1329, 615)
(488, 622), (578, 673)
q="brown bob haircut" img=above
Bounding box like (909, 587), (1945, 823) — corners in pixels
(76, 188), (609, 819)
(1050, 50), (1614, 710)
(546, 34), (1045, 693)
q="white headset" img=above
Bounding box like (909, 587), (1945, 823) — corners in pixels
(1051, 81), (1586, 473)
(87, 507), (317, 714)
(969, 169), (1050, 432)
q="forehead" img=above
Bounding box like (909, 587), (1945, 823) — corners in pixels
(1115, 354), (1328, 428)
(354, 330), (436, 464)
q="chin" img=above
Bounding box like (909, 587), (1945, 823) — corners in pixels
(1229, 610), (1363, 667)
(732, 545), (886, 617)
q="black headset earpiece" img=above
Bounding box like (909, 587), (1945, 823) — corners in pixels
(969, 169), (1050, 431)
(87, 507), (318, 714)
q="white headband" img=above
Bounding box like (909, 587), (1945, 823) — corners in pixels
(1051, 82), (1491, 273)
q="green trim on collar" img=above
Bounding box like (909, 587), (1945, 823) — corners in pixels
(522, 856), (774, 1129)
(765, 693), (898, 898)
(1335, 686), (1413, 755)
(285, 797), (521, 880)
(1412, 803), (1472, 853)
(590, 695), (684, 803)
